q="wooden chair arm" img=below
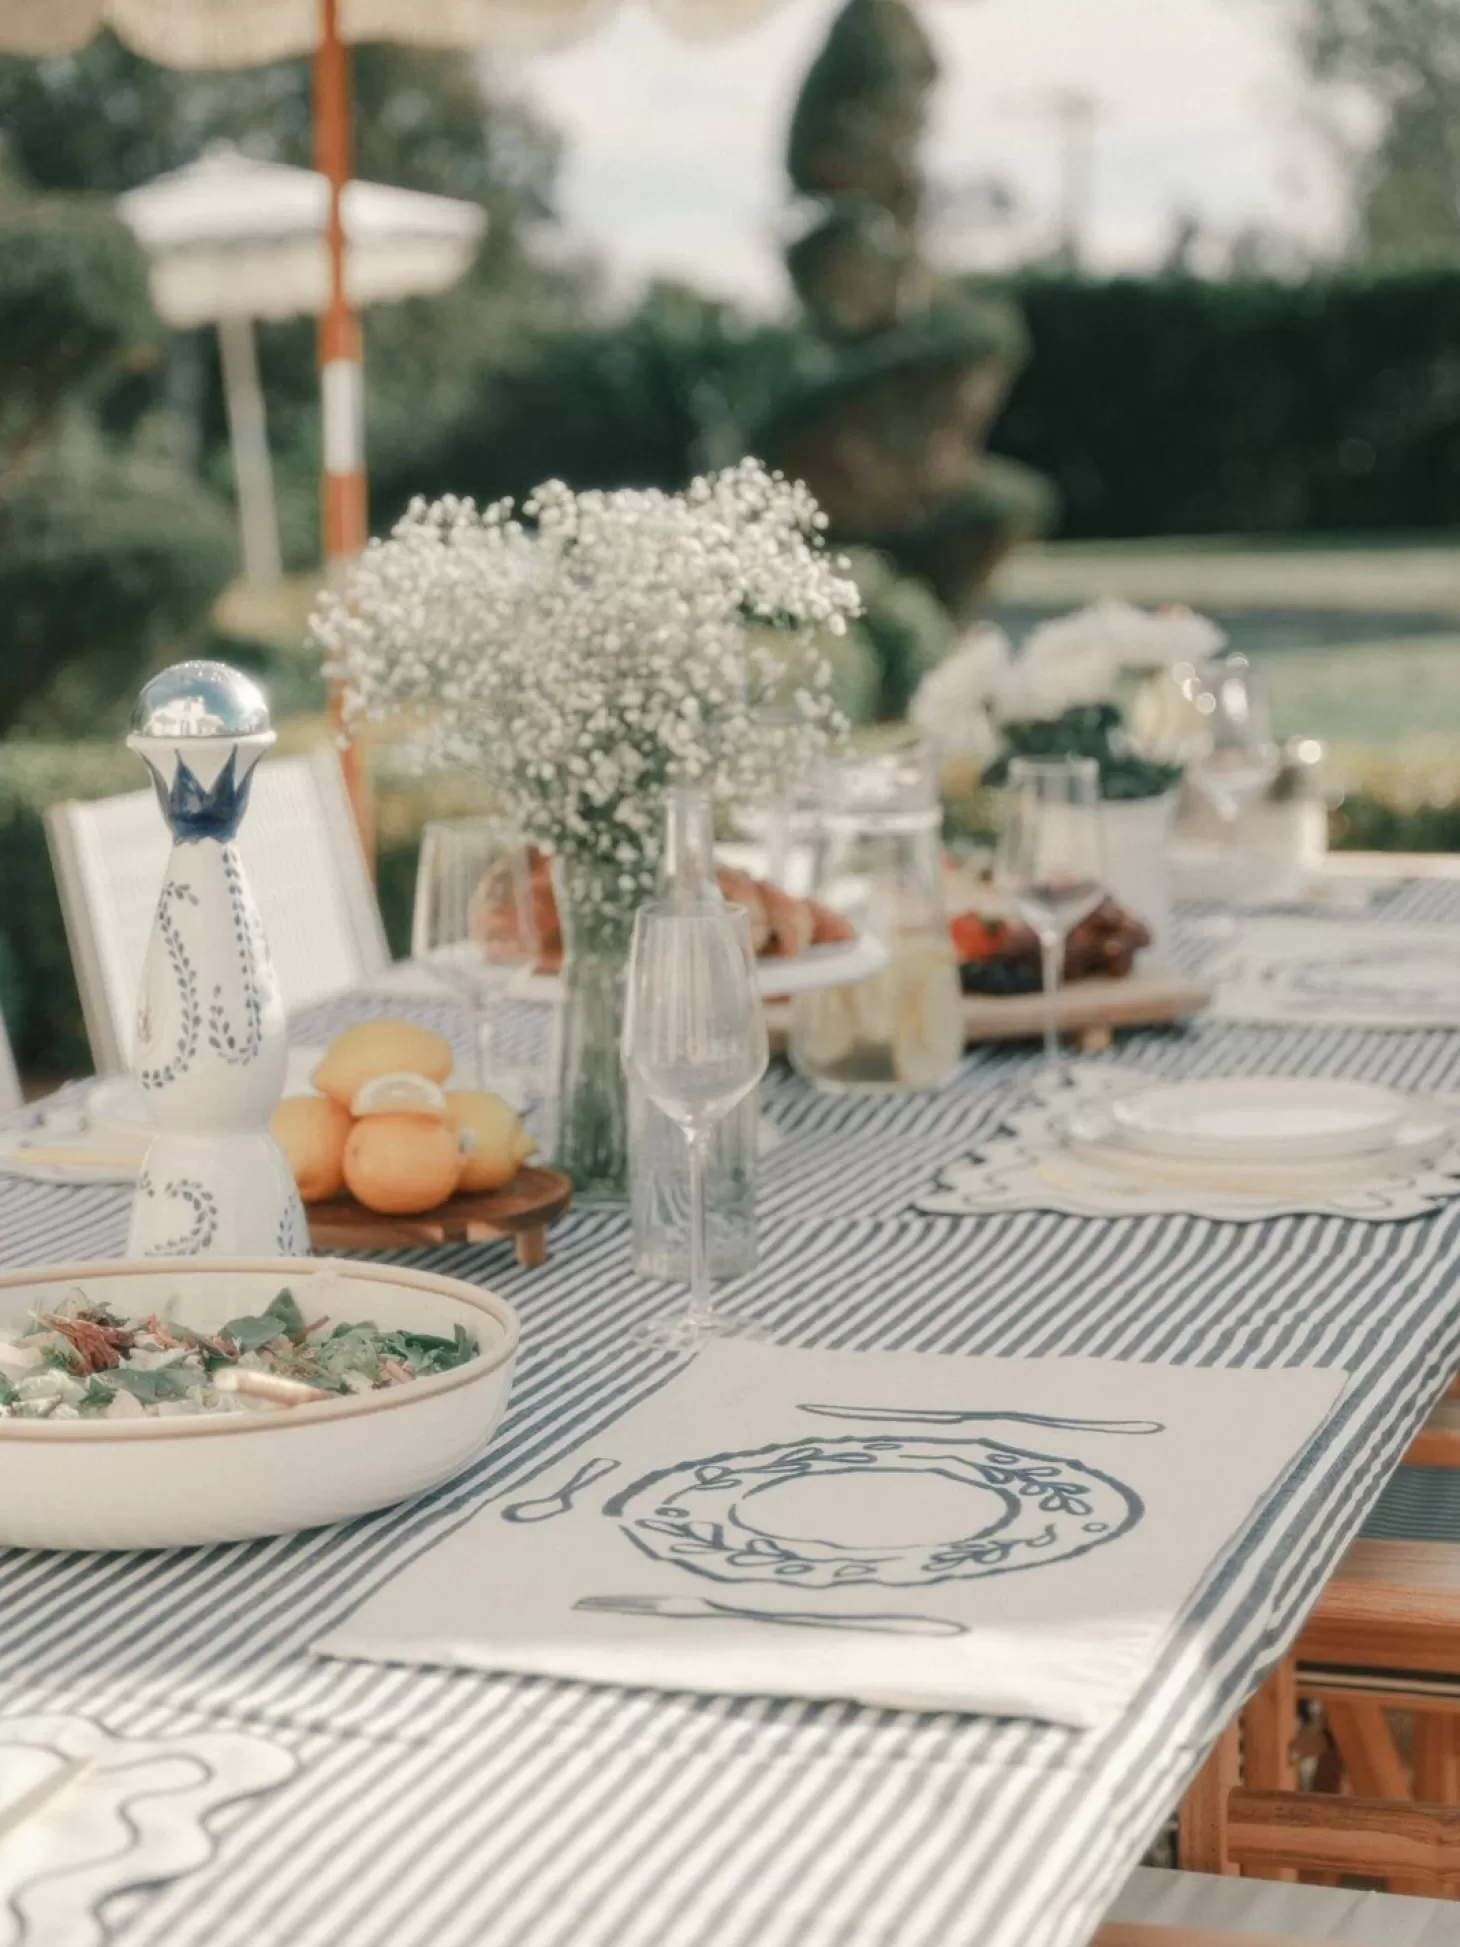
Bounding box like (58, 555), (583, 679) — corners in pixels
(1297, 1539), (1460, 1673)
(1227, 1785), (1460, 1885)
(1404, 1395), (1460, 1467)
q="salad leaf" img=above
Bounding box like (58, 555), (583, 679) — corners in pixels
(77, 1378), (114, 1416)
(103, 1366), (195, 1404)
(216, 1290), (306, 1356)
(266, 1290), (305, 1336)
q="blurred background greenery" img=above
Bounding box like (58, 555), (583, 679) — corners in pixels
(3, 0), (1460, 1075)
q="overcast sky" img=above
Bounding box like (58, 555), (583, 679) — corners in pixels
(501, 0), (1349, 307)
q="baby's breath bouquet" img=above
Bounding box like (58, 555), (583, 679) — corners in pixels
(312, 459), (860, 1197)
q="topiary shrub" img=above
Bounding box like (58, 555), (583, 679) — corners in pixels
(0, 436), (236, 738)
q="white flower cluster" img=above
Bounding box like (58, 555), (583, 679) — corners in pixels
(311, 461), (861, 913)
(910, 598), (1229, 740)
(908, 624), (1010, 762)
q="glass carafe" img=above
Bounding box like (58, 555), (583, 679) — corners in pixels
(789, 738), (962, 1094)
(628, 786), (759, 1279)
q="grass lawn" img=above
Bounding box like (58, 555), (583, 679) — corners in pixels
(989, 532), (1460, 800)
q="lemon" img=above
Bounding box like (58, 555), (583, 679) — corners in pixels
(351, 1071), (451, 1120)
(793, 986), (858, 1069)
(447, 1091), (536, 1192)
(269, 1095), (351, 1203)
(893, 951), (964, 1090)
(312, 1020), (453, 1106)
(342, 1115), (463, 1215)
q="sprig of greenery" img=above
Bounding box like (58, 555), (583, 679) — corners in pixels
(983, 703), (1183, 802)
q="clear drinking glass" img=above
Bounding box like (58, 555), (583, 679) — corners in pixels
(412, 818), (537, 1091)
(995, 756), (1104, 1075)
(623, 899), (770, 1353)
(1186, 656), (1280, 830)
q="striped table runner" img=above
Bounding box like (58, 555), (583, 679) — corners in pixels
(2, 879), (1460, 1947)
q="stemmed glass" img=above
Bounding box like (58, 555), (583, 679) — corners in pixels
(412, 818), (538, 1091)
(996, 756), (1105, 1076)
(1186, 656), (1280, 834)
(623, 898), (770, 1352)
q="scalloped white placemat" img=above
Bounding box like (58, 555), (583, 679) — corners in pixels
(916, 1065), (1460, 1224)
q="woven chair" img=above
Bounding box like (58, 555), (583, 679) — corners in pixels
(45, 745), (389, 1073)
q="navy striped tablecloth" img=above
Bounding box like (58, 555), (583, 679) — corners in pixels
(4, 880), (1460, 1947)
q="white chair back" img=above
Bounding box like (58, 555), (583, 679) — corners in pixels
(46, 746), (389, 1073)
(0, 1006), (20, 1116)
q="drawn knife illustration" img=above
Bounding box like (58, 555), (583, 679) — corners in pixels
(574, 1595), (966, 1637)
(798, 1405), (1164, 1434)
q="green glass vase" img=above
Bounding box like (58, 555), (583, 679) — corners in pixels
(551, 863), (634, 1202)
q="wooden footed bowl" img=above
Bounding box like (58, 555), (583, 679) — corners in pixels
(305, 1164), (572, 1268)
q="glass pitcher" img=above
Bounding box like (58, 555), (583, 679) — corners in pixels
(789, 738), (962, 1094)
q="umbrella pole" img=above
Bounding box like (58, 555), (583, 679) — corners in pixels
(217, 314), (283, 587)
(314, 0), (374, 863)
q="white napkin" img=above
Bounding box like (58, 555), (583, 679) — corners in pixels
(0, 1049), (327, 1183)
(316, 1343), (1345, 1730)
(0, 1715), (294, 1947)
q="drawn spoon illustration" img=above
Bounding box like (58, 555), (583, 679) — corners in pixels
(502, 1456), (621, 1524)
(574, 1595), (967, 1637)
(797, 1406), (1164, 1435)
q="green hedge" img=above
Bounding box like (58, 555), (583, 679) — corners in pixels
(988, 270), (1460, 538)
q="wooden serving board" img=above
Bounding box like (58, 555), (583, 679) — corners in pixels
(766, 970), (1210, 1054)
(306, 1165), (572, 1268)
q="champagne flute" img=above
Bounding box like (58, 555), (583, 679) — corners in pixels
(411, 818), (537, 1091)
(623, 899), (770, 1352)
(996, 757), (1105, 1076)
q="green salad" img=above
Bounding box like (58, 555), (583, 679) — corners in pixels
(0, 1288), (478, 1421)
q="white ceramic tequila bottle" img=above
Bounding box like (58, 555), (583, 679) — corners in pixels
(125, 661), (308, 1259)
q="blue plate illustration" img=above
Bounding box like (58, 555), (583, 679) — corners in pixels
(605, 1434), (1142, 1589)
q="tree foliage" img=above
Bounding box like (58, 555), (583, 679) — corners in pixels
(0, 196), (158, 487)
(1296, 0), (1460, 262)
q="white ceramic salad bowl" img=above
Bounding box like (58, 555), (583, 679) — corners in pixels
(0, 1258), (519, 1551)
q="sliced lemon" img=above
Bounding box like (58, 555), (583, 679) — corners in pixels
(792, 986), (859, 1069)
(350, 1071), (452, 1120)
(893, 955), (964, 1090)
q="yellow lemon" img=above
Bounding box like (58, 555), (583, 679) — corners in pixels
(269, 1095), (351, 1204)
(448, 1090), (536, 1192)
(312, 1020), (453, 1107)
(342, 1114), (463, 1215)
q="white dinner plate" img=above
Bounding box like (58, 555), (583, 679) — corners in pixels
(1107, 1077), (1406, 1164)
(514, 930), (890, 1007)
(1061, 1095), (1450, 1185)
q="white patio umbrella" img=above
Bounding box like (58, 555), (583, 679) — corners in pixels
(118, 143), (487, 585)
(0, 0), (802, 842)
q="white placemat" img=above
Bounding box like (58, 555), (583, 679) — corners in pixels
(1206, 918), (1460, 1029)
(316, 1341), (1345, 1731)
(916, 1065), (1460, 1223)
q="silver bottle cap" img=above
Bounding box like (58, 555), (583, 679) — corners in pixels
(130, 661), (271, 741)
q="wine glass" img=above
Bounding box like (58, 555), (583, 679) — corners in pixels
(1186, 656), (1280, 831)
(622, 898), (770, 1352)
(411, 818), (537, 1091)
(995, 756), (1105, 1076)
